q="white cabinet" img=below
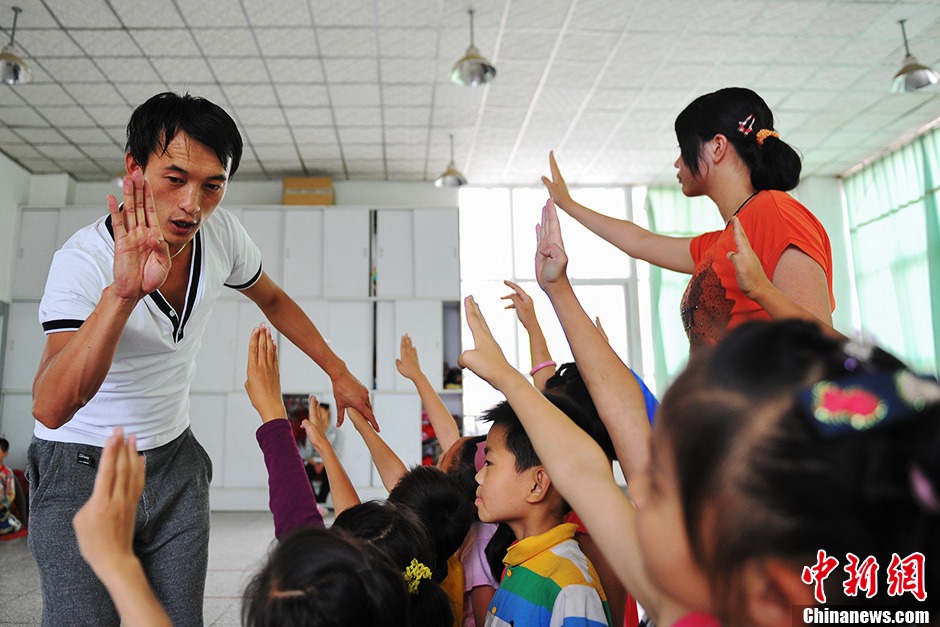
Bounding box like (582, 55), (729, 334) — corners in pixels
(235, 301), (277, 391)
(192, 300), (239, 392)
(240, 208), (284, 284)
(188, 393), (228, 487)
(337, 410), (375, 488)
(327, 301), (373, 390)
(414, 208), (459, 299)
(278, 299), (330, 394)
(2, 301), (43, 393)
(323, 208), (370, 298)
(393, 300), (443, 391)
(221, 390), (268, 488)
(375, 210), (414, 298)
(371, 392), (422, 484)
(282, 210), (324, 298)
(13, 210), (59, 299)
(55, 208), (106, 248)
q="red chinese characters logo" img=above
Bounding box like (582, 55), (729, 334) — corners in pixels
(803, 551), (927, 604)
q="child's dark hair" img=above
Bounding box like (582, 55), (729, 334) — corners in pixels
(659, 320), (940, 618)
(333, 501), (454, 627)
(544, 363), (616, 460)
(387, 465), (473, 573)
(674, 87), (801, 191)
(445, 435), (486, 506)
(242, 526), (408, 627)
(126, 91), (243, 177)
(0, 438), (8, 453)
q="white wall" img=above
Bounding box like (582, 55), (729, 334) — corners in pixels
(794, 176), (859, 333)
(0, 153), (32, 303)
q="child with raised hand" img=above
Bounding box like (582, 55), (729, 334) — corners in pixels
(501, 280), (557, 390)
(397, 332), (462, 453)
(72, 428), (172, 627)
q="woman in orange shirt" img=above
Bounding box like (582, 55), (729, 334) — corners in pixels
(544, 87), (834, 351)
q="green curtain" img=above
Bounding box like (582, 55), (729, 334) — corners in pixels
(842, 127), (940, 376)
(644, 188), (723, 391)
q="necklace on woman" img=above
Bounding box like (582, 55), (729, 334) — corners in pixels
(170, 242), (189, 259)
(727, 191), (759, 225)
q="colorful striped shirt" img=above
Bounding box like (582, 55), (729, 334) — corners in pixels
(485, 522), (611, 627)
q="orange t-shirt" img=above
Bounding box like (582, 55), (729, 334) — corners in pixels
(681, 190), (834, 351)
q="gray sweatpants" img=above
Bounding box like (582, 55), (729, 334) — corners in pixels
(27, 428), (212, 627)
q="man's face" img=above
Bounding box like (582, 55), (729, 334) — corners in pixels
(126, 131), (230, 247)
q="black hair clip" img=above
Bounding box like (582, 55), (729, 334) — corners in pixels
(798, 369), (940, 438)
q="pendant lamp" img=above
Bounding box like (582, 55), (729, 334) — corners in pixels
(435, 134), (467, 188)
(890, 19), (938, 93)
(450, 9), (496, 87)
(0, 6), (31, 86)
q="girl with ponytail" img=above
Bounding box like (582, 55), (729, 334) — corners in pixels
(543, 87), (835, 351)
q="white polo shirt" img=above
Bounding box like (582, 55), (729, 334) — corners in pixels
(37, 207), (262, 450)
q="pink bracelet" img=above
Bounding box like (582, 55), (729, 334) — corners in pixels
(529, 360), (557, 377)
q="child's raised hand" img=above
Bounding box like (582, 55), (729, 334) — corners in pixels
(73, 427), (146, 579)
(535, 198), (569, 292)
(245, 323), (287, 423)
(726, 216), (771, 301)
(501, 280), (538, 329)
(395, 334), (422, 381)
(540, 151), (574, 213)
(302, 396), (331, 450)
(458, 296), (518, 387)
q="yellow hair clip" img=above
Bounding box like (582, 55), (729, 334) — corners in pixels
(403, 558), (432, 594)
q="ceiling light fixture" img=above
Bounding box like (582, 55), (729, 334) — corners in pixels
(0, 6), (31, 86)
(435, 134), (467, 188)
(890, 19), (938, 93)
(450, 9), (496, 87)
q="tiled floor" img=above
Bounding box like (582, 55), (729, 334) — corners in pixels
(0, 511), (310, 626)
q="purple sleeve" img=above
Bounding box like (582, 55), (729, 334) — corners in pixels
(255, 419), (324, 539)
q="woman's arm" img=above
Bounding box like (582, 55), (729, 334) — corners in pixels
(396, 334), (460, 452)
(728, 217), (842, 339)
(501, 280), (556, 391)
(542, 151), (695, 273)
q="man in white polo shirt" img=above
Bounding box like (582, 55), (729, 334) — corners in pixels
(29, 92), (374, 627)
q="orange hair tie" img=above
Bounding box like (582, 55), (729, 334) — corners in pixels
(756, 129), (779, 146)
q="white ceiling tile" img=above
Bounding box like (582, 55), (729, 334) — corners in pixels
(177, 3), (248, 28)
(94, 57), (163, 84)
(37, 57), (107, 82)
(335, 106), (382, 126)
(376, 1), (437, 28)
(0, 127), (21, 142)
(383, 85), (433, 106)
(267, 58), (326, 83)
(556, 31), (620, 63)
(325, 58), (379, 83)
(33, 105), (96, 127)
(430, 105), (475, 127)
(245, 126), (295, 144)
(569, 0), (636, 32)
(338, 126), (383, 143)
(69, 29), (137, 56)
(284, 108), (333, 126)
(491, 59), (547, 87)
(12, 127), (67, 143)
(4, 144), (47, 160)
(309, 0), (375, 27)
(298, 142), (341, 160)
(330, 84), (381, 107)
(11, 83), (74, 106)
(378, 28), (437, 59)
(498, 30), (559, 61)
(479, 107), (528, 128)
(342, 144), (383, 159)
(749, 64), (816, 91)
(72, 144), (120, 160)
(1, 106), (49, 126)
(243, 0), (312, 27)
(506, 2), (569, 30)
(224, 84), (278, 106)
(779, 36), (851, 65)
(537, 87), (589, 112)
(252, 144), (300, 160)
(385, 127), (428, 144)
(108, 0), (185, 28)
(588, 88), (641, 111)
(57, 127), (111, 144)
(210, 57), (269, 83)
(194, 29), (259, 57)
(18, 157), (61, 172)
(386, 145), (424, 161)
(255, 158), (303, 172)
(484, 84), (539, 108)
(275, 84), (330, 107)
(434, 86), (483, 107)
(17, 29), (84, 57)
(183, 84), (229, 105)
(85, 105), (135, 127)
(379, 58), (433, 84)
(316, 27), (377, 58)
(151, 57), (216, 84)
(46, 0), (121, 28)
(692, 0), (764, 33)
(37, 144), (87, 159)
(630, 0), (701, 33)
(802, 65), (870, 91)
(751, 1), (827, 35)
(803, 3), (887, 38)
(131, 29), (201, 57)
(117, 83), (171, 107)
(256, 28), (320, 57)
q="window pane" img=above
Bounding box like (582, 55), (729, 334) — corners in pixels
(459, 188), (512, 280)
